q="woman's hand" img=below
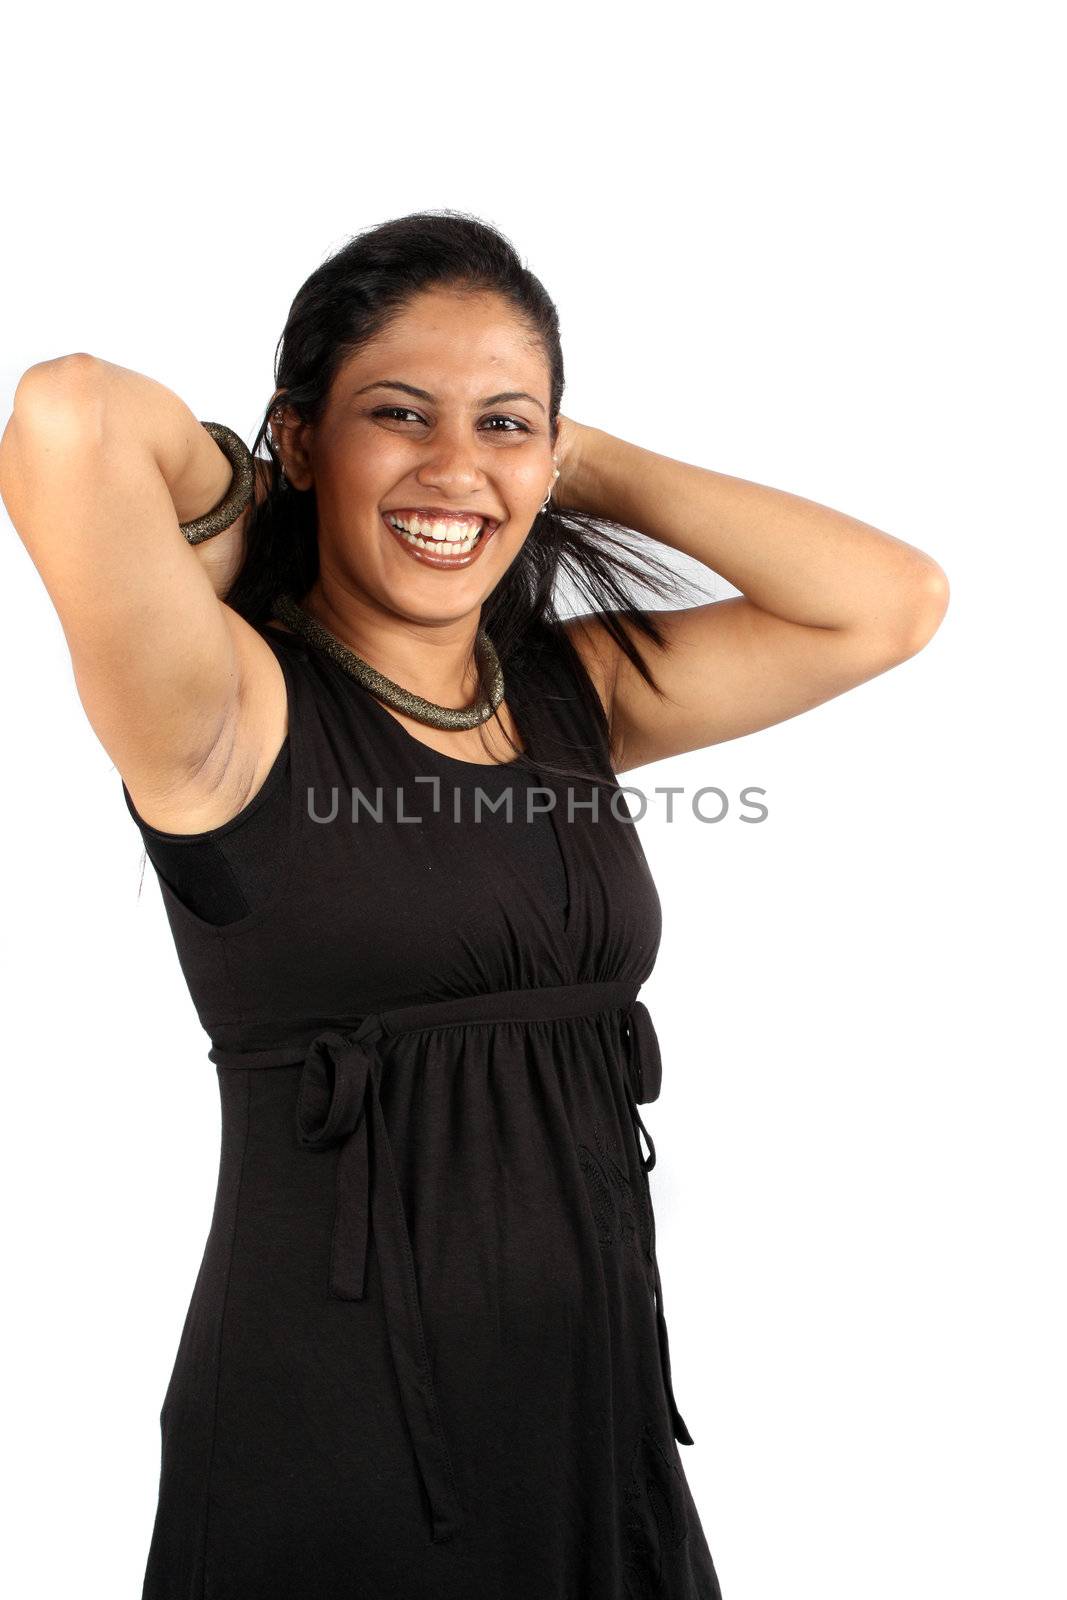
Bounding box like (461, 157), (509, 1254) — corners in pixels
(191, 454), (273, 601)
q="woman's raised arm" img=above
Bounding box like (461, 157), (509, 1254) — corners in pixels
(0, 354), (283, 831)
(557, 422), (951, 773)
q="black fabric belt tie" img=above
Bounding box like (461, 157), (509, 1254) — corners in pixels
(208, 978), (693, 1546)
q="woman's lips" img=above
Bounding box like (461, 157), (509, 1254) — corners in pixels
(382, 512), (498, 570)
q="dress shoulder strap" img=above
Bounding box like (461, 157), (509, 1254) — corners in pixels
(512, 615), (615, 780)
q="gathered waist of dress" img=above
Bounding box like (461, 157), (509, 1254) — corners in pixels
(207, 978), (648, 1072)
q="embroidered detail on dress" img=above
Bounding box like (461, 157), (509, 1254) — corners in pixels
(621, 1419), (691, 1597)
(577, 1120), (653, 1262)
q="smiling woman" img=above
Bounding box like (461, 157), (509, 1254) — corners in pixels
(1, 204), (946, 1600)
(0, 210), (728, 1600)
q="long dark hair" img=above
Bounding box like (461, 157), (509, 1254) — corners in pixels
(226, 209), (707, 787)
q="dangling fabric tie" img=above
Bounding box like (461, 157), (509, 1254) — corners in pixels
(623, 1001), (695, 1448)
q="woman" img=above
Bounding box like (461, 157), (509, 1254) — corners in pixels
(0, 211), (949, 1599)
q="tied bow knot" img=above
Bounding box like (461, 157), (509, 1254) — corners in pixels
(623, 999), (663, 1174)
(626, 998), (664, 1107)
(295, 1017), (385, 1302)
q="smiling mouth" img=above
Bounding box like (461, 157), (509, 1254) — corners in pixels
(384, 510), (494, 557)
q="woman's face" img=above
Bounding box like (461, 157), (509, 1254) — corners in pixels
(279, 286), (557, 623)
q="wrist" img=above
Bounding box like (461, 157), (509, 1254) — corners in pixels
(560, 423), (611, 516)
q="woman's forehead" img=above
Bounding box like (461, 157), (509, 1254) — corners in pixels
(336, 290), (549, 396)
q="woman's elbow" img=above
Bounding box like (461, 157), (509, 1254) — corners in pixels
(891, 559), (951, 660)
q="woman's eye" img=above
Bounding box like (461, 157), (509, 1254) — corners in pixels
(372, 406), (426, 424)
(480, 415), (531, 433)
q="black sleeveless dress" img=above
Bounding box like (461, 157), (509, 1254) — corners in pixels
(122, 616), (723, 1600)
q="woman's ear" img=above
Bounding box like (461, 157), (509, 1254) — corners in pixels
(268, 392), (314, 491)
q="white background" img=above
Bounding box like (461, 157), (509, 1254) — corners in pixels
(1, 3), (1063, 1597)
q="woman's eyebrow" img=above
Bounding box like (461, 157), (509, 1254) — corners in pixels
(352, 379), (546, 414)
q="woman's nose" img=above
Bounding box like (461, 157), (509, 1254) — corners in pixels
(415, 438), (485, 493)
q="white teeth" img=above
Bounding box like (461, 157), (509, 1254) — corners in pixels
(387, 512), (484, 542)
(387, 512), (484, 556)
